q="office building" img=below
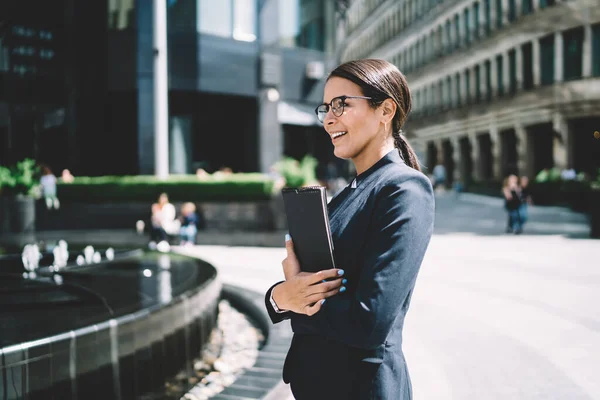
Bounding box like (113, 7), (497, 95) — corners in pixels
(338, 0), (600, 185)
(0, 0), (342, 176)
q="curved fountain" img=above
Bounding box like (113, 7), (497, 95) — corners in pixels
(0, 242), (221, 399)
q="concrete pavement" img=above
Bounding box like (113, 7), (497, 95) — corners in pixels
(175, 193), (599, 399)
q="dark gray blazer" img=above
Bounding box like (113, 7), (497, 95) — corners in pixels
(265, 150), (435, 400)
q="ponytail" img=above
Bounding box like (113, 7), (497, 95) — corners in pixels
(392, 130), (421, 172)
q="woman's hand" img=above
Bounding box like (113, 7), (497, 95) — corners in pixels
(273, 236), (345, 316)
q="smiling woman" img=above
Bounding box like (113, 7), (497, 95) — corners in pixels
(265, 58), (435, 400)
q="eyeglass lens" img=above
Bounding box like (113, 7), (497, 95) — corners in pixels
(316, 97), (345, 122)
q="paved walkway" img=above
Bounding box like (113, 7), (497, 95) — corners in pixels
(2, 193), (597, 399)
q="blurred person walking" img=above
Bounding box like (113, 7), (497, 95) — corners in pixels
(39, 164), (60, 210)
(519, 176), (532, 227)
(503, 174), (523, 234)
(264, 59), (435, 400)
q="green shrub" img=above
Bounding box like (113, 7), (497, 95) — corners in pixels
(0, 158), (40, 197)
(56, 174), (276, 203)
(272, 155), (319, 188)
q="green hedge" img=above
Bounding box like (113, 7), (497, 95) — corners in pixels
(56, 174), (276, 203)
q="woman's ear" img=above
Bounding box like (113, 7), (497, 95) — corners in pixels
(381, 98), (396, 124)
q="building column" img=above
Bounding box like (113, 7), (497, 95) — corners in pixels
(532, 37), (541, 86)
(450, 137), (462, 185)
(582, 24), (593, 78)
(514, 120), (531, 178)
(554, 31), (564, 82)
(490, 55), (498, 97)
(470, 65), (477, 101)
(468, 131), (481, 181)
(515, 0), (522, 18)
(515, 44), (523, 91)
(480, 61), (488, 100)
(532, 0), (540, 11)
(502, 50), (510, 91)
(489, 121), (502, 180)
(552, 112), (574, 170)
(153, 0), (169, 179)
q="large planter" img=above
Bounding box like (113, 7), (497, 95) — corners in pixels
(8, 195), (36, 234)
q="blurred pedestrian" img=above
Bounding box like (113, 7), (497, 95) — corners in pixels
(503, 174), (522, 234)
(179, 202), (198, 246)
(148, 192), (180, 249)
(519, 175), (532, 227)
(39, 164), (60, 210)
(432, 162), (446, 192)
(264, 58), (435, 400)
(60, 169), (74, 183)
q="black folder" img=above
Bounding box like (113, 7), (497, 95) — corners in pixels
(281, 186), (336, 273)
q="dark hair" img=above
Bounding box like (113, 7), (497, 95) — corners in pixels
(328, 59), (421, 171)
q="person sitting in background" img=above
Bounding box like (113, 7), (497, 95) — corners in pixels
(148, 193), (180, 250)
(40, 164), (60, 210)
(519, 176), (532, 227)
(60, 169), (74, 183)
(179, 202), (198, 246)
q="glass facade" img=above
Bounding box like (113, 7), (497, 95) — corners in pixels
(279, 0), (326, 51)
(540, 34), (554, 85)
(454, 15), (460, 48)
(455, 73), (461, 105)
(485, 60), (492, 101)
(508, 0), (516, 23)
(474, 65), (481, 101)
(522, 0), (532, 15)
(197, 0), (257, 42)
(465, 69), (471, 103)
(108, 0), (135, 30)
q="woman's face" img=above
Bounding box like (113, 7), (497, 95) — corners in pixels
(321, 77), (386, 166)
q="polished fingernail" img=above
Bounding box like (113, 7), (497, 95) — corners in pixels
(285, 233), (291, 242)
(342, 279), (347, 285)
(337, 269), (345, 275)
(321, 299), (326, 305)
(340, 286), (346, 292)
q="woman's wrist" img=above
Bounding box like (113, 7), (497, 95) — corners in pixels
(272, 282), (288, 311)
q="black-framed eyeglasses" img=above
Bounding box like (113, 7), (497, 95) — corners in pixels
(314, 95), (372, 123)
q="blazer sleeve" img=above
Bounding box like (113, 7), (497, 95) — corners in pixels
(300, 175), (435, 349)
(264, 281), (294, 324)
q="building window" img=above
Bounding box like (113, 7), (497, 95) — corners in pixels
(198, 0), (233, 37)
(521, 0), (532, 15)
(495, 0), (503, 28)
(445, 20), (452, 52)
(454, 14), (461, 48)
(464, 8), (471, 44)
(474, 65), (481, 101)
(521, 42), (533, 89)
(508, 49), (517, 93)
(465, 69), (471, 103)
(455, 72), (462, 105)
(540, 34), (555, 84)
(496, 54), (504, 96)
(563, 27), (583, 81)
(446, 76), (452, 107)
(484, 0), (491, 35)
(539, 0), (555, 8)
(485, 60), (492, 100)
(474, 2), (480, 39)
(508, 0), (516, 22)
(593, 23), (600, 77)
